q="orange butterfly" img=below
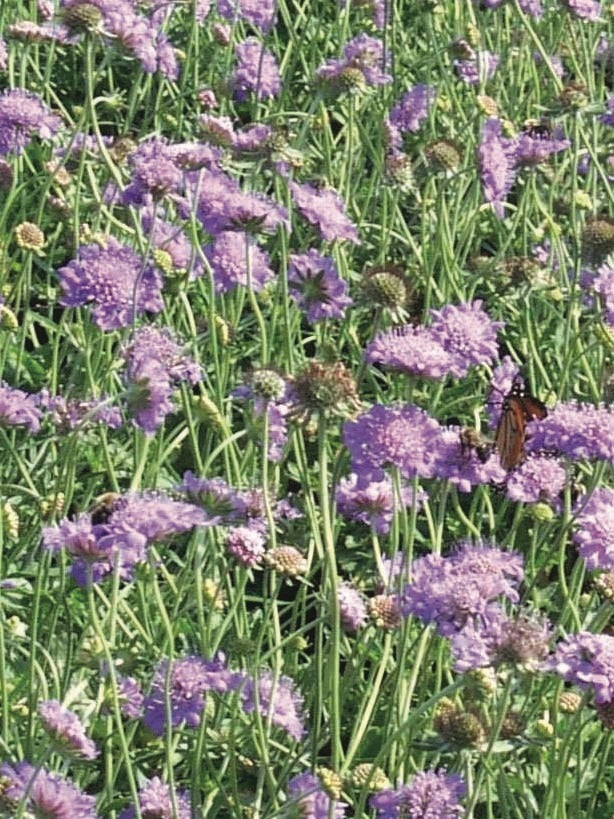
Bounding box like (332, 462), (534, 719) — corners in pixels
(495, 381), (547, 470)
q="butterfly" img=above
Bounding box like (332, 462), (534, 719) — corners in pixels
(495, 380), (547, 470)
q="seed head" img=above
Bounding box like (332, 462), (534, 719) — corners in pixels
(264, 546), (308, 577)
(500, 710), (526, 738)
(368, 594), (402, 630)
(290, 360), (361, 422)
(248, 368), (286, 401)
(360, 264), (410, 317)
(348, 764), (391, 791)
(0, 304), (18, 331)
(14, 222), (45, 252)
(434, 702), (487, 749)
(385, 152), (414, 190)
(61, 2), (103, 30)
(425, 139), (462, 172)
(582, 216), (614, 264)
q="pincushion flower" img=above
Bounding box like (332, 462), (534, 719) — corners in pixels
(335, 473), (427, 534)
(547, 631), (614, 703)
(454, 50), (499, 85)
(525, 401), (614, 461)
(430, 300), (503, 366)
(58, 237), (164, 330)
(316, 33), (391, 88)
(477, 117), (517, 219)
(430, 426), (506, 492)
(204, 231), (275, 293)
(0, 761), (99, 817)
(0, 88), (62, 155)
(505, 455), (567, 505)
(370, 769), (466, 818)
(226, 526), (266, 567)
(338, 581), (368, 631)
(289, 181), (360, 243)
(217, 0), (276, 31)
(572, 488), (614, 570)
(286, 772), (348, 817)
(0, 383), (42, 431)
(121, 138), (185, 206)
(387, 84), (436, 140)
(581, 261), (614, 327)
(515, 126), (570, 166)
(240, 670), (306, 740)
(38, 700), (98, 760)
(232, 38), (281, 101)
(365, 325), (466, 379)
(119, 776), (191, 819)
(288, 250), (352, 321)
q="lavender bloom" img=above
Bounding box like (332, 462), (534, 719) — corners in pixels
(204, 231), (275, 293)
(370, 769), (466, 818)
(226, 525), (266, 567)
(515, 125), (570, 166)
(0, 383), (42, 431)
(287, 772), (348, 817)
(335, 473), (426, 534)
(143, 654), (242, 734)
(58, 237), (164, 330)
(288, 250), (352, 321)
(601, 95), (614, 127)
(176, 472), (246, 524)
(234, 373), (289, 462)
(217, 0), (276, 31)
(338, 581), (368, 631)
(340, 0), (388, 27)
(317, 33), (392, 88)
(430, 300), (503, 368)
(486, 356), (521, 429)
(546, 631), (614, 703)
(582, 261), (614, 327)
(116, 675), (144, 719)
(343, 404), (443, 483)
(388, 84), (437, 134)
(240, 670), (306, 740)
(525, 401), (614, 461)
(141, 207), (200, 277)
(38, 700), (98, 760)
(289, 181), (360, 244)
(232, 38), (281, 101)
(505, 455), (567, 505)
(0, 761), (99, 817)
(0, 88), (62, 155)
(40, 392), (122, 431)
(563, 0), (601, 19)
(477, 118), (517, 219)
(121, 138), (184, 205)
(119, 776), (191, 819)
(124, 357), (174, 435)
(400, 542), (524, 637)
(518, 0), (543, 16)
(430, 426), (507, 492)
(42, 513), (113, 585)
(572, 488), (614, 570)
(365, 325), (466, 379)
(454, 50), (499, 85)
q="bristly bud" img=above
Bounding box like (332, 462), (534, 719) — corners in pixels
(558, 691), (582, 713)
(500, 710), (526, 739)
(360, 264), (410, 320)
(193, 394), (225, 429)
(247, 368), (286, 401)
(316, 767), (343, 800)
(466, 22), (481, 47)
(264, 546), (308, 577)
(1, 502), (19, 539)
(214, 315), (232, 346)
(425, 139), (462, 172)
(45, 160), (71, 187)
(531, 502), (555, 522)
(0, 160), (14, 190)
(202, 578), (226, 610)
(385, 152), (414, 190)
(212, 22), (232, 46)
(558, 82), (588, 110)
(463, 667), (497, 701)
(535, 718), (554, 738)
(368, 594), (402, 630)
(152, 248), (175, 277)
(289, 360), (361, 421)
(348, 764), (391, 791)
(596, 700), (614, 729)
(61, 2), (104, 31)
(593, 571), (614, 600)
(14, 222), (45, 252)
(0, 304), (18, 331)
(582, 215), (614, 264)
(39, 492), (65, 519)
(110, 136), (137, 164)
(476, 95), (498, 117)
(434, 701), (487, 749)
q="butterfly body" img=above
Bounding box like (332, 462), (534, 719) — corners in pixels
(495, 381), (547, 470)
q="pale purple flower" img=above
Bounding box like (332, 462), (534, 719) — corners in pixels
(343, 404), (443, 483)
(563, 0), (601, 19)
(288, 250), (352, 321)
(365, 325), (466, 379)
(388, 84), (437, 134)
(572, 488), (614, 570)
(525, 401), (614, 461)
(601, 95), (614, 127)
(39, 392), (122, 431)
(477, 117), (517, 219)
(0, 761), (99, 817)
(430, 300), (503, 367)
(141, 207), (200, 277)
(430, 426), (506, 492)
(370, 770), (466, 818)
(204, 231), (275, 293)
(58, 237), (164, 330)
(338, 580), (368, 631)
(289, 181), (360, 244)
(121, 138), (184, 205)
(142, 654), (242, 734)
(124, 357), (174, 435)
(455, 50), (499, 85)
(38, 700), (98, 760)
(0, 88), (62, 155)
(515, 126), (570, 166)
(226, 526), (266, 567)
(232, 38), (281, 101)
(287, 772), (348, 817)
(119, 776), (191, 819)
(217, 0), (276, 31)
(582, 261), (614, 327)
(505, 455), (567, 505)
(0, 383), (42, 431)
(316, 33), (391, 88)
(116, 675), (144, 719)
(486, 356), (522, 429)
(176, 472), (245, 525)
(336, 473), (426, 534)
(240, 670), (306, 740)
(546, 631), (614, 703)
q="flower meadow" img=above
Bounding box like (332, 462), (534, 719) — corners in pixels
(1, 0), (614, 817)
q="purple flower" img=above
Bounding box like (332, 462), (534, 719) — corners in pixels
(40, 392), (122, 431)
(505, 455), (567, 505)
(141, 207), (200, 277)
(365, 325), (466, 379)
(601, 95), (614, 127)
(124, 358), (174, 435)
(370, 769), (466, 818)
(287, 772), (348, 817)
(176, 472), (245, 524)
(477, 118), (517, 219)
(563, 0), (601, 19)
(343, 404), (443, 483)
(400, 542), (524, 637)
(546, 631), (614, 703)
(119, 776), (191, 819)
(515, 125), (570, 166)
(289, 181), (360, 244)
(486, 357), (521, 429)
(116, 675), (144, 719)
(0, 88), (62, 155)
(430, 300), (503, 367)
(316, 33), (391, 88)
(204, 231), (275, 293)
(234, 373), (290, 462)
(0, 383), (42, 431)
(430, 426), (506, 492)
(288, 250), (352, 321)
(240, 670), (306, 740)
(38, 700), (98, 760)
(217, 0), (276, 31)
(454, 50), (499, 85)
(0, 761), (99, 817)
(121, 138), (184, 205)
(142, 654), (241, 734)
(232, 38), (281, 101)
(582, 261), (614, 327)
(338, 580), (368, 631)
(525, 401), (614, 461)
(340, 0), (388, 27)
(226, 525), (266, 567)
(572, 488), (614, 570)
(335, 473), (426, 534)
(388, 84), (437, 134)
(58, 237), (164, 330)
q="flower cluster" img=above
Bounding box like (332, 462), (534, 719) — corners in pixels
(0, 761), (99, 817)
(316, 33), (391, 91)
(0, 87), (62, 155)
(38, 699), (98, 760)
(288, 249), (353, 321)
(370, 769), (466, 818)
(546, 631), (614, 704)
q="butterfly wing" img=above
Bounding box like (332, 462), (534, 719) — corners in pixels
(495, 394), (527, 470)
(519, 393), (548, 421)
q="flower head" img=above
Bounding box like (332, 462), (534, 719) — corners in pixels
(477, 117), (517, 219)
(338, 581), (368, 631)
(388, 84), (436, 135)
(546, 631), (614, 703)
(226, 526), (266, 567)
(286, 771), (348, 817)
(290, 181), (360, 244)
(0, 88), (62, 155)
(232, 38), (281, 101)
(240, 670), (306, 740)
(370, 769), (466, 818)
(525, 401), (614, 461)
(505, 455), (566, 505)
(38, 700), (98, 760)
(119, 776), (191, 819)
(288, 250), (352, 321)
(0, 383), (42, 431)
(0, 761), (99, 817)
(572, 488), (614, 570)
(454, 50), (499, 85)
(217, 0), (276, 31)
(336, 473), (426, 534)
